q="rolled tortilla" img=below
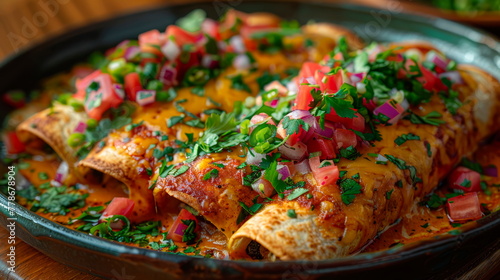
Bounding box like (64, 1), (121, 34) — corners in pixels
(228, 64), (500, 260)
(154, 153), (256, 239)
(16, 103), (93, 183)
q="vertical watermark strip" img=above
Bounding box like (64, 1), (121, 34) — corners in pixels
(5, 166), (17, 273)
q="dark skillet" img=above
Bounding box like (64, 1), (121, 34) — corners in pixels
(0, 1), (499, 279)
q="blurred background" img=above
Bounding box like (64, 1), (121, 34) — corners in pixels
(1, 0), (500, 61)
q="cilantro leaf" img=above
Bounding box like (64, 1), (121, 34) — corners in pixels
(287, 188), (308, 200)
(339, 178), (362, 205)
(406, 111), (446, 126)
(281, 117), (309, 135)
(394, 133), (420, 146)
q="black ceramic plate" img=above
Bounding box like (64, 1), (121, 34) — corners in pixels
(1, 1), (500, 279)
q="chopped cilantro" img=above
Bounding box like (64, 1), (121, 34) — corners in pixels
(394, 133), (420, 146)
(202, 169), (219, 180)
(228, 74), (252, 93)
(339, 178), (362, 205)
(38, 172), (49, 180)
(340, 146), (361, 161)
(425, 142), (432, 157)
(406, 111), (446, 126)
(281, 117), (309, 135)
(287, 188), (308, 200)
(460, 178), (471, 188)
(386, 189), (394, 200)
(287, 209), (297, 218)
(460, 158), (483, 174)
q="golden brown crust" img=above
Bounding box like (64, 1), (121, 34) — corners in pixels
(154, 155), (255, 239)
(78, 132), (156, 222)
(228, 44), (500, 261)
(16, 103), (91, 182)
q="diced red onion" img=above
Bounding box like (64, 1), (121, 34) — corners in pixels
(55, 161), (69, 184)
(294, 159), (311, 175)
(356, 82), (366, 94)
(161, 39), (181, 61)
(269, 99), (279, 108)
(439, 71), (463, 85)
(251, 177), (275, 198)
(124, 46), (140, 61)
(375, 154), (388, 162)
(280, 110), (319, 143)
(136, 90), (156, 106)
(229, 35), (246, 53)
(195, 34), (207, 46)
(173, 221), (188, 235)
(400, 99), (410, 111)
(373, 101), (404, 120)
(277, 165), (291, 180)
(246, 149), (266, 165)
(483, 165), (498, 177)
(74, 121), (87, 133)
(286, 80), (299, 95)
(159, 64), (178, 87)
(113, 84), (125, 100)
(426, 51), (449, 70)
(345, 63), (354, 73)
(314, 122), (334, 138)
(233, 54), (251, 70)
(301, 76), (317, 85)
(202, 54), (219, 69)
(278, 141), (308, 161)
(250, 113), (275, 126)
(350, 72), (366, 84)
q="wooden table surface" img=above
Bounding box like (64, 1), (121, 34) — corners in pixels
(1, 0), (500, 279)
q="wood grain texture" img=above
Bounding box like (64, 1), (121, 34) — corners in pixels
(0, 227), (103, 280)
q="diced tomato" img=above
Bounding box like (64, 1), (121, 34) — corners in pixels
(101, 197), (135, 220)
(74, 70), (103, 100)
(326, 111), (365, 132)
(298, 62), (330, 82)
(446, 192), (482, 222)
(2, 131), (26, 154)
(316, 69), (343, 93)
(176, 51), (202, 78)
(293, 84), (317, 111)
(307, 137), (337, 160)
(334, 128), (358, 149)
(84, 73), (123, 120)
(202, 19), (221, 40)
(418, 65), (448, 92)
(448, 167), (481, 192)
(165, 25), (197, 46)
(166, 209), (200, 242)
(309, 156), (339, 186)
(124, 72), (143, 102)
(139, 29), (163, 56)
